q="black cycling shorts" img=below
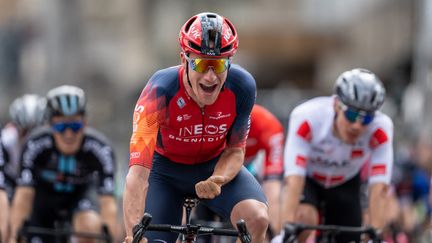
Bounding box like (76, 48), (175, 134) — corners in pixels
(301, 174), (362, 242)
(144, 152), (267, 242)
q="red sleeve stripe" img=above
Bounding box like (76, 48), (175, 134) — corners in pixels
(371, 164), (386, 176)
(351, 149), (364, 159)
(296, 121), (312, 142)
(295, 155), (307, 168)
(369, 128), (388, 149)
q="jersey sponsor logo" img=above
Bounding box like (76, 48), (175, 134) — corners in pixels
(23, 137), (53, 167)
(103, 177), (114, 193)
(19, 169), (33, 184)
(0, 172), (4, 186)
(83, 140), (114, 173)
(371, 164), (386, 176)
(224, 29), (233, 42)
(209, 112), (232, 120)
(133, 104), (145, 132)
(178, 124), (228, 136)
(269, 133), (284, 164)
(351, 149), (364, 159)
(177, 97), (186, 109)
(369, 128), (388, 148)
(176, 114), (192, 122)
(297, 121), (312, 142)
(130, 152), (141, 159)
(169, 124), (229, 143)
(295, 155), (307, 168)
(310, 156), (349, 167)
(190, 26), (200, 39)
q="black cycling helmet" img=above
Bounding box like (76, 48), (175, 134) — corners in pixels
(9, 94), (47, 130)
(46, 85), (86, 118)
(334, 68), (386, 112)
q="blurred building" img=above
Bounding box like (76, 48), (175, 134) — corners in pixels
(1, 0), (431, 192)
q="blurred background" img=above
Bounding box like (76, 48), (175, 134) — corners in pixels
(1, 0), (432, 240)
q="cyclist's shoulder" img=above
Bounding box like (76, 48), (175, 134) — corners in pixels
(148, 66), (181, 89)
(225, 64), (256, 92)
(25, 126), (53, 143)
(291, 96), (334, 119)
(372, 111), (393, 126)
(138, 66), (181, 102)
(83, 127), (114, 148)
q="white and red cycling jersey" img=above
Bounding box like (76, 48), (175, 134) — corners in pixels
(284, 96), (393, 188)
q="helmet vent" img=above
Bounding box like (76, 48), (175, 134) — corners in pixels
(188, 41), (201, 52)
(184, 16), (197, 32)
(353, 84), (359, 101)
(370, 92), (377, 103)
(220, 44), (232, 53)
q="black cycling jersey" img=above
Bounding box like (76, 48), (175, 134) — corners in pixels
(17, 126), (115, 196)
(0, 136), (6, 190)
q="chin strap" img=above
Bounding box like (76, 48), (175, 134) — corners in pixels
(185, 58), (193, 88)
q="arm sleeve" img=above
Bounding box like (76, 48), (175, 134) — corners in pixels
(129, 80), (167, 169)
(368, 118), (394, 185)
(17, 142), (37, 187)
(94, 144), (116, 195)
(226, 72), (256, 149)
(283, 111), (313, 177)
(262, 130), (285, 180)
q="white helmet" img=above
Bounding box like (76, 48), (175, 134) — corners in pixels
(9, 94), (47, 130)
(46, 85), (86, 118)
(334, 68), (386, 112)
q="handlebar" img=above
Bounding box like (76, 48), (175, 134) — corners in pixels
(282, 223), (382, 243)
(132, 213), (251, 243)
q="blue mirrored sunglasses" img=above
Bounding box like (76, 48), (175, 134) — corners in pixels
(340, 103), (374, 125)
(52, 121), (84, 133)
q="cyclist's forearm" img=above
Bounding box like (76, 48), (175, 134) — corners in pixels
(10, 187), (35, 239)
(368, 183), (388, 230)
(281, 175), (305, 223)
(212, 147), (244, 184)
(0, 191), (8, 243)
(99, 195), (118, 239)
(263, 179), (282, 233)
(123, 165), (150, 237)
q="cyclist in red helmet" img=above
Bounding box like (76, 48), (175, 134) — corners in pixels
(123, 12), (269, 243)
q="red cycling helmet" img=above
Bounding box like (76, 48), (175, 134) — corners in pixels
(179, 12), (239, 58)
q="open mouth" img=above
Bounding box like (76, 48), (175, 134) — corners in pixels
(199, 83), (218, 93)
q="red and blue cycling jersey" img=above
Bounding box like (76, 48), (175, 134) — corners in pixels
(130, 64), (256, 168)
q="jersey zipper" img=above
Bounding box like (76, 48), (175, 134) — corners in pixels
(195, 107), (205, 164)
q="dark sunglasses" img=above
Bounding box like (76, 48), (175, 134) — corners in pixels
(52, 121), (84, 133)
(339, 103), (374, 125)
(185, 55), (230, 74)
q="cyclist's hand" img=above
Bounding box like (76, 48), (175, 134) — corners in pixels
(124, 235), (147, 243)
(195, 175), (225, 199)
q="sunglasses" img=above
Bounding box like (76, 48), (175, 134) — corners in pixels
(52, 121), (84, 133)
(185, 55), (230, 74)
(339, 103), (374, 125)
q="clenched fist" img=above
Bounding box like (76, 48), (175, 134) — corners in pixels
(195, 175), (226, 199)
